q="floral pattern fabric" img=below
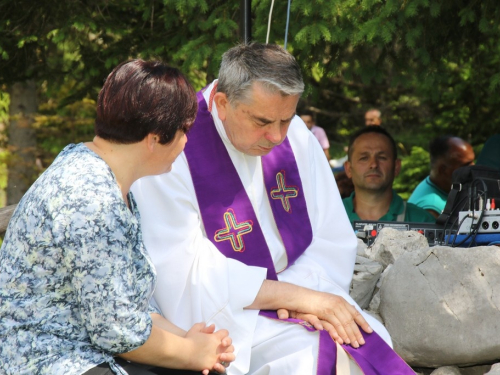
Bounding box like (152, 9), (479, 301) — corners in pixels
(0, 143), (158, 375)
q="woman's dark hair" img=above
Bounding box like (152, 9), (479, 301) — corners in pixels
(95, 59), (197, 145)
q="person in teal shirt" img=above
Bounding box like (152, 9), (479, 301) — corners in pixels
(343, 126), (435, 224)
(408, 135), (475, 218)
(407, 176), (448, 217)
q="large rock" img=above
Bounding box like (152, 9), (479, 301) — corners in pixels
(430, 367), (461, 375)
(486, 363), (500, 375)
(460, 365), (493, 375)
(414, 365), (492, 375)
(380, 245), (500, 367)
(366, 227), (429, 268)
(356, 238), (369, 257)
(367, 264), (392, 315)
(350, 255), (383, 309)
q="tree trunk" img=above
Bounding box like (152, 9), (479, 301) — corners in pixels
(7, 80), (37, 205)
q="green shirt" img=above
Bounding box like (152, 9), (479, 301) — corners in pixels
(408, 176), (448, 214)
(342, 190), (436, 224)
(477, 134), (500, 171)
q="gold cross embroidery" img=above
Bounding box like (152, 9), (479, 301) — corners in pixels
(270, 171), (298, 213)
(214, 208), (253, 252)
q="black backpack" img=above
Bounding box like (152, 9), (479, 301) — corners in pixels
(436, 165), (500, 226)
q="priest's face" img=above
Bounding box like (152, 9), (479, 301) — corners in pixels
(214, 82), (300, 156)
(345, 132), (401, 193)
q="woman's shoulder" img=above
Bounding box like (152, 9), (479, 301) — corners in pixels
(17, 144), (122, 219)
(45, 143), (115, 190)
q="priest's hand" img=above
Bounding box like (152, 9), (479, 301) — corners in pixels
(279, 308), (368, 347)
(248, 280), (372, 349)
(304, 293), (372, 348)
(278, 305), (371, 348)
(277, 308), (325, 331)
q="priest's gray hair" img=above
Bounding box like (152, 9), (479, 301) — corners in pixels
(217, 43), (304, 105)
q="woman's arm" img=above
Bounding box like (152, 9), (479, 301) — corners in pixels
(118, 315), (234, 374)
(150, 313), (187, 337)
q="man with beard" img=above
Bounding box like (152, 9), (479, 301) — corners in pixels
(343, 126), (435, 224)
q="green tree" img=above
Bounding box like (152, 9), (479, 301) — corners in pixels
(1, 0), (499, 201)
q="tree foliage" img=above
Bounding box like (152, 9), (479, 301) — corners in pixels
(0, 0), (499, 198)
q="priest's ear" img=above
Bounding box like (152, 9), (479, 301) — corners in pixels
(213, 92), (229, 122)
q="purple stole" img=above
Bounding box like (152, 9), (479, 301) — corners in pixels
(184, 88), (415, 375)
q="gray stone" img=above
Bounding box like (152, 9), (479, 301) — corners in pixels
(367, 264), (392, 315)
(380, 245), (500, 367)
(357, 238), (368, 257)
(485, 363), (500, 375)
(459, 364), (492, 375)
(363, 309), (384, 325)
(366, 227), (430, 268)
(430, 366), (461, 375)
(412, 368), (434, 375)
(412, 368), (433, 375)
(349, 255), (383, 309)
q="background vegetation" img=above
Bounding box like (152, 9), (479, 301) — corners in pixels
(0, 0), (498, 204)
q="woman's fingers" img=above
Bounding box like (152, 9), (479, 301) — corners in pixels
(199, 323), (215, 334)
(221, 336), (232, 348)
(212, 363), (226, 374)
(220, 351), (235, 362)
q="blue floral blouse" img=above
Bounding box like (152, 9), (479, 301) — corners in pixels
(0, 143), (159, 375)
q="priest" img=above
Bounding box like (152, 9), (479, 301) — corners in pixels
(132, 43), (413, 375)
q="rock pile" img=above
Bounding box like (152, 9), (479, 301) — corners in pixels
(350, 228), (500, 374)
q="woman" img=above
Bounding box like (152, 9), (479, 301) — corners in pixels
(0, 60), (234, 375)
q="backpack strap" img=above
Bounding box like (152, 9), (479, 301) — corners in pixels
(436, 183), (461, 225)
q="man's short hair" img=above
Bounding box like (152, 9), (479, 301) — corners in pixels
(347, 126), (398, 161)
(217, 43), (304, 105)
(95, 59), (197, 145)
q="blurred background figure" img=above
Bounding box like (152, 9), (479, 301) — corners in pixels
(334, 171), (355, 199)
(300, 110), (330, 159)
(365, 108), (382, 126)
(409, 135), (475, 218)
(330, 145), (348, 174)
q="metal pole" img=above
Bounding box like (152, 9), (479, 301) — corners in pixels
(240, 0), (252, 44)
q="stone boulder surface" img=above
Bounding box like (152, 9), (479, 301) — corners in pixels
(366, 227), (429, 267)
(350, 255), (383, 309)
(367, 264), (392, 315)
(356, 238), (368, 257)
(380, 245), (500, 367)
(486, 363), (500, 375)
(430, 366), (461, 375)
